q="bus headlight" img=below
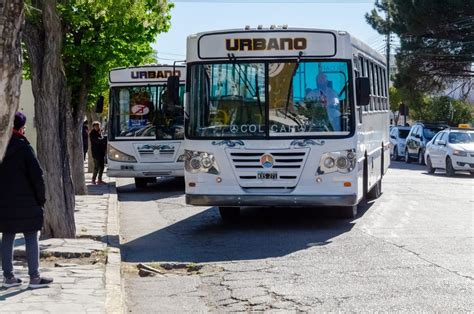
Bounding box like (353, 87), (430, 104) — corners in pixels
(184, 150), (219, 175)
(323, 157), (335, 168)
(318, 149), (356, 174)
(107, 145), (137, 162)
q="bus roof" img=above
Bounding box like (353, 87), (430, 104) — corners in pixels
(186, 27), (385, 65)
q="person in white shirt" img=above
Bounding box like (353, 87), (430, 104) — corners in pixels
(305, 73), (341, 131)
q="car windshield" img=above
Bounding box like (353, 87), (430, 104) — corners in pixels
(423, 126), (445, 140)
(448, 132), (474, 144)
(398, 129), (410, 138)
(187, 61), (352, 138)
(110, 85), (185, 140)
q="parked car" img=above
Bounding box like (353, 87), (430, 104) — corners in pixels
(389, 126), (411, 160)
(405, 122), (448, 164)
(424, 127), (474, 176)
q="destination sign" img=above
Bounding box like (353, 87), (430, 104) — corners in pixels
(198, 31), (336, 59)
(109, 66), (186, 83)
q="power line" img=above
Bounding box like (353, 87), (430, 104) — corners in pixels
(156, 51), (186, 57)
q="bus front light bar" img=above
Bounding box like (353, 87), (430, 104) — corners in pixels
(107, 145), (137, 163)
(184, 150), (220, 175)
(318, 149), (356, 174)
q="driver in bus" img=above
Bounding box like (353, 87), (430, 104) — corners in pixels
(305, 73), (341, 131)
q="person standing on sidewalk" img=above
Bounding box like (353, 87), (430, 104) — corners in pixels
(0, 112), (53, 288)
(89, 121), (107, 184)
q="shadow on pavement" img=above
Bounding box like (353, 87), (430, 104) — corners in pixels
(121, 201), (373, 264)
(422, 171), (474, 179)
(388, 160), (425, 170)
(117, 177), (184, 202)
(86, 182), (110, 196)
(0, 287), (30, 300)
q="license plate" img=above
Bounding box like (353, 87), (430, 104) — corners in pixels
(257, 172), (277, 180)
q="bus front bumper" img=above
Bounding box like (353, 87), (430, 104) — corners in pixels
(186, 194), (357, 207)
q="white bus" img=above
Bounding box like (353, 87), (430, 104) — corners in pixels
(178, 27), (389, 220)
(107, 65), (186, 188)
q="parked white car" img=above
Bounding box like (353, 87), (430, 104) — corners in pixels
(424, 127), (474, 176)
(389, 126), (411, 161)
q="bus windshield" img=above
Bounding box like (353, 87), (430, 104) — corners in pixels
(110, 85), (185, 140)
(188, 60), (352, 138)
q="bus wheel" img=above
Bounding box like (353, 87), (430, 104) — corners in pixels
(134, 178), (148, 189)
(367, 179), (382, 200)
(218, 207), (240, 223)
(336, 205), (358, 219)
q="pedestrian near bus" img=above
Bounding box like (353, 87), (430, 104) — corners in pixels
(89, 121), (107, 184)
(0, 112), (53, 288)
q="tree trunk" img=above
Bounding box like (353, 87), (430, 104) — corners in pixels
(68, 117), (87, 194)
(68, 63), (90, 195)
(23, 0), (75, 238)
(0, 0), (23, 162)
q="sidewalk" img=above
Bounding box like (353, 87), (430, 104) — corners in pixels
(0, 173), (123, 313)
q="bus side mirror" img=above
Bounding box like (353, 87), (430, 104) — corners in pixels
(356, 77), (370, 106)
(167, 76), (180, 105)
(95, 96), (104, 113)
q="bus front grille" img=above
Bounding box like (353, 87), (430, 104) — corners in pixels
(227, 149), (309, 190)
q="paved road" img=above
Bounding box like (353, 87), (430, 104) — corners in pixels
(118, 162), (473, 312)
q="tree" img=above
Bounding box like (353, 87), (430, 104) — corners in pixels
(23, 0), (76, 238)
(0, 0), (23, 162)
(60, 0), (172, 195)
(22, 0), (172, 236)
(367, 0), (473, 95)
(411, 96), (473, 126)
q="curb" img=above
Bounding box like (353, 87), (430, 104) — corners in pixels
(105, 179), (125, 314)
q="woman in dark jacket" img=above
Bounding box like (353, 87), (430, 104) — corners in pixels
(0, 112), (53, 288)
(89, 121), (107, 184)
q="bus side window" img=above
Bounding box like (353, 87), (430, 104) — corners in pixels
(383, 67), (387, 110)
(368, 61), (374, 112)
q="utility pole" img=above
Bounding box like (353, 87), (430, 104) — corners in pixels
(386, 5), (391, 87)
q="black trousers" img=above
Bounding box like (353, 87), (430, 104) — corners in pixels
(92, 157), (105, 181)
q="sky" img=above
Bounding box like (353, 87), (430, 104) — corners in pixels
(152, 0), (388, 63)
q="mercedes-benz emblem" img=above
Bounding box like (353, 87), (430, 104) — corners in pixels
(230, 125), (239, 133)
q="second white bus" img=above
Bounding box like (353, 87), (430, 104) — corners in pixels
(107, 65), (186, 188)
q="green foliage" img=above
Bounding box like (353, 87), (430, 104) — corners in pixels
(366, 0), (473, 95)
(365, 0), (396, 35)
(59, 0), (173, 109)
(388, 86), (402, 111)
(410, 96), (473, 126)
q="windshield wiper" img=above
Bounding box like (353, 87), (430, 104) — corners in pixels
(227, 53), (257, 97)
(284, 51), (303, 118)
(227, 53), (263, 118)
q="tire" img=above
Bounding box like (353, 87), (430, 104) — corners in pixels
(134, 178), (148, 189)
(426, 156), (436, 174)
(445, 157), (455, 177)
(392, 146), (399, 161)
(405, 149), (411, 163)
(218, 207), (240, 223)
(418, 149), (425, 165)
(336, 205), (358, 219)
(367, 179), (382, 200)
